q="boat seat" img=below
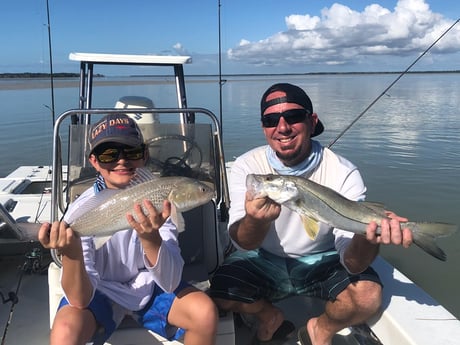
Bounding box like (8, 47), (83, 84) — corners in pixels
(0, 178), (31, 194)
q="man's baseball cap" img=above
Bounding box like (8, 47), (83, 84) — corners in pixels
(260, 83), (324, 137)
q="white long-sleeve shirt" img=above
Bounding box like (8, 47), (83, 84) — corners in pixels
(62, 186), (184, 311)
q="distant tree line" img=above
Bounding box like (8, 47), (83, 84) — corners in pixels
(0, 72), (104, 78)
(1, 71), (458, 79)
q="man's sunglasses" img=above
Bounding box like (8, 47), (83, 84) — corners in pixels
(261, 109), (309, 128)
(94, 144), (145, 163)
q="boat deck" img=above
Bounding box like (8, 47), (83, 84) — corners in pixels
(1, 254), (52, 345)
(3, 250), (460, 345)
(0, 253), (356, 345)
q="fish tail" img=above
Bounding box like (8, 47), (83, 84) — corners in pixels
(409, 222), (457, 261)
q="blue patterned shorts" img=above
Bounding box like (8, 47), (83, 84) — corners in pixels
(209, 248), (381, 303)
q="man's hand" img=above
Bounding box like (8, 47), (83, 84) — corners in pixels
(365, 211), (413, 248)
(245, 191), (281, 223)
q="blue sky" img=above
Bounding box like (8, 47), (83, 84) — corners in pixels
(1, 0), (459, 75)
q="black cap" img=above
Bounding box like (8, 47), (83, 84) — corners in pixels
(260, 83), (324, 137)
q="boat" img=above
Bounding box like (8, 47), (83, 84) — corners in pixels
(1, 52), (460, 345)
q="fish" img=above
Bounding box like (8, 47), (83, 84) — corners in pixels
(246, 173), (457, 261)
(66, 170), (215, 248)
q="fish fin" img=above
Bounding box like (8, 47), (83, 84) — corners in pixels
(302, 216), (320, 240)
(409, 222), (457, 261)
(93, 235), (112, 250)
(67, 189), (120, 224)
(129, 167), (157, 186)
(360, 201), (386, 214)
(170, 204), (186, 232)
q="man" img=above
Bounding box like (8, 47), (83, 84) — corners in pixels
(39, 114), (217, 345)
(209, 83), (413, 345)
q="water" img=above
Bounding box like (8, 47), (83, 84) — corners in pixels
(1, 73), (460, 318)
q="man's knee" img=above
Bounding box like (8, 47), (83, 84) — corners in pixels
(351, 280), (382, 312)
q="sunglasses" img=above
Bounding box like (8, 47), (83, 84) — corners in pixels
(94, 144), (145, 163)
(261, 109), (309, 128)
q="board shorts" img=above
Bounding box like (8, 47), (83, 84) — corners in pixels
(209, 248), (381, 303)
(58, 281), (190, 343)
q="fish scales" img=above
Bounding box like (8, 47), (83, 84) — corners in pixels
(246, 174), (457, 261)
(68, 176), (214, 239)
(288, 176), (387, 232)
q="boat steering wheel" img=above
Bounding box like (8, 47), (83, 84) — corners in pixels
(145, 134), (202, 177)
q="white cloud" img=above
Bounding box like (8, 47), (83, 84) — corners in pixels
(286, 14), (320, 30)
(173, 43), (188, 55)
(227, 0), (460, 71)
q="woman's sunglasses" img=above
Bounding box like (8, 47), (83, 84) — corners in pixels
(261, 109), (309, 128)
(94, 144), (145, 163)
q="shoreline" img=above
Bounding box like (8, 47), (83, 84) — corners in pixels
(1, 70), (460, 91)
(0, 79), (186, 91)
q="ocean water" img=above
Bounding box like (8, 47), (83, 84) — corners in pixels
(1, 73), (460, 318)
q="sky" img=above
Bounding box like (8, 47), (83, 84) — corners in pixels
(1, 0), (459, 75)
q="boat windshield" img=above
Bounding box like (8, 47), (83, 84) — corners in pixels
(65, 120), (217, 205)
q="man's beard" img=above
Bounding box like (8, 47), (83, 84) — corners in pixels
(275, 146), (304, 167)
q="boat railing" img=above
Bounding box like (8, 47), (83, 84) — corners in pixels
(51, 108), (228, 214)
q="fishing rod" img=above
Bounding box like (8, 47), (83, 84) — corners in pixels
(45, 0), (56, 125)
(217, 0), (226, 139)
(328, 18), (460, 148)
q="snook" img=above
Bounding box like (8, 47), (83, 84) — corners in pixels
(67, 176), (214, 248)
(246, 173), (457, 261)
